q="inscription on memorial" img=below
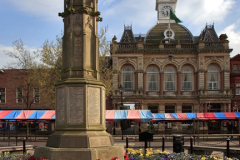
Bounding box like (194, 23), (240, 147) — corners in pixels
(68, 87), (84, 124)
(74, 37), (82, 66)
(56, 87), (65, 124)
(88, 87), (100, 124)
(89, 137), (111, 148)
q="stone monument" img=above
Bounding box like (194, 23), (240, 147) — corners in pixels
(34, 0), (125, 159)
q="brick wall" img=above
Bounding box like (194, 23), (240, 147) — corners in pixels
(0, 69), (49, 110)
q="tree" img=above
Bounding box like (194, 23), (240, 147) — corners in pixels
(35, 36), (62, 109)
(5, 39), (39, 109)
(5, 26), (112, 109)
(98, 26), (114, 97)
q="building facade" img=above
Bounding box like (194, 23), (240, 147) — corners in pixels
(110, 0), (232, 132)
(0, 69), (48, 110)
(230, 54), (240, 111)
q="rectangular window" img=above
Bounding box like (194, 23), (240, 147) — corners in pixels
(236, 83), (240, 87)
(233, 65), (238, 72)
(16, 88), (23, 103)
(182, 105), (192, 113)
(148, 106), (158, 113)
(34, 87), (40, 103)
(165, 105), (175, 113)
(236, 88), (240, 95)
(0, 88), (5, 104)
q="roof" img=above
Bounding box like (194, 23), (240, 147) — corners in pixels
(120, 25), (136, 43)
(200, 24), (219, 42)
(144, 23), (194, 43)
(231, 54), (240, 61)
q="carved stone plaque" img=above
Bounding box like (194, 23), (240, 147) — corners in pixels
(89, 136), (111, 148)
(68, 87), (84, 124)
(87, 87), (100, 124)
(74, 37), (82, 66)
(56, 87), (65, 124)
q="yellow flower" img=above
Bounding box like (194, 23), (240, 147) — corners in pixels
(156, 150), (160, 152)
(228, 158), (232, 160)
(150, 148), (152, 151)
(201, 157), (206, 160)
(163, 151), (167, 154)
(140, 154), (143, 157)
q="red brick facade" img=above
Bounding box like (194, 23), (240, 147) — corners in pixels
(230, 54), (240, 111)
(0, 69), (49, 110)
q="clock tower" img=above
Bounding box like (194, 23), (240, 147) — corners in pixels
(156, 0), (178, 23)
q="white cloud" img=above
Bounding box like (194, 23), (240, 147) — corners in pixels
(177, 0), (235, 25)
(219, 24), (240, 57)
(6, 0), (63, 21)
(99, 0), (236, 40)
(0, 44), (38, 69)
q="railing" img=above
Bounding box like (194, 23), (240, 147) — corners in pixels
(113, 41), (227, 52)
(118, 43), (137, 49)
(164, 44), (176, 49)
(144, 44), (159, 49)
(181, 44), (197, 49)
(205, 42), (224, 48)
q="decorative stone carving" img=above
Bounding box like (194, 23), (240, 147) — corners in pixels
(74, 15), (82, 26)
(85, 16), (93, 30)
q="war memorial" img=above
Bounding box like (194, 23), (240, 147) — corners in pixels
(34, 0), (125, 159)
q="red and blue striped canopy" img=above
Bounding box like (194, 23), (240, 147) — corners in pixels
(1, 110), (240, 122)
(106, 110), (154, 122)
(151, 112), (240, 122)
(0, 110), (55, 120)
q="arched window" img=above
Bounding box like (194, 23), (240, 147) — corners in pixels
(207, 65), (219, 90)
(122, 66), (134, 90)
(147, 66), (159, 91)
(181, 66), (193, 91)
(164, 66), (176, 91)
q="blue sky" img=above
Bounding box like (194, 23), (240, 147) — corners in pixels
(0, 0), (240, 68)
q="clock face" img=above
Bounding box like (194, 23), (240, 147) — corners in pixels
(161, 6), (172, 17)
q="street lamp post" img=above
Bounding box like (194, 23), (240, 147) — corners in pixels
(119, 85), (124, 140)
(119, 85), (124, 107)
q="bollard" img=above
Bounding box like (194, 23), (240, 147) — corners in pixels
(226, 137), (230, 158)
(126, 135), (129, 152)
(194, 136), (195, 145)
(162, 136), (165, 152)
(144, 139), (148, 153)
(23, 139), (26, 154)
(190, 136), (193, 154)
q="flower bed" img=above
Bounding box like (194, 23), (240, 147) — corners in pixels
(0, 149), (239, 160)
(125, 148), (239, 160)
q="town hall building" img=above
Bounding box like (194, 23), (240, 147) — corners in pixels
(110, 0), (232, 132)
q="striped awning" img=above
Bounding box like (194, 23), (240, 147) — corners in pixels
(151, 112), (240, 122)
(1, 110), (240, 122)
(105, 110), (154, 122)
(0, 110), (55, 120)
